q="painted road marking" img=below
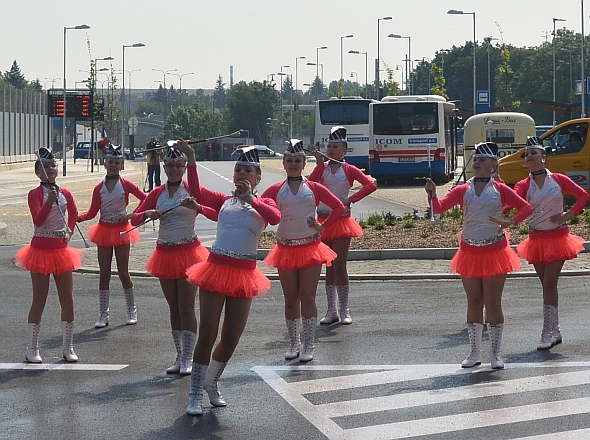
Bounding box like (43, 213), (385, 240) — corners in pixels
(0, 363), (128, 371)
(253, 362), (590, 440)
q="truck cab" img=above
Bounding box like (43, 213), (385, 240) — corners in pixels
(499, 119), (590, 190)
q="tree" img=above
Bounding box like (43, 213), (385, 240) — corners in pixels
(430, 63), (447, 99)
(226, 80), (279, 145)
(213, 75), (226, 109)
(281, 75), (293, 102)
(382, 61), (401, 97)
(4, 60), (26, 89)
(160, 102), (227, 159)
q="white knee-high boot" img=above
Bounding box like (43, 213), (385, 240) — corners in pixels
(320, 285), (339, 325)
(124, 287), (137, 325)
(62, 321), (78, 362)
(179, 330), (197, 375)
(551, 305), (562, 346)
(300, 316), (317, 362)
(337, 285), (352, 325)
(489, 323), (504, 369)
(537, 304), (554, 350)
(166, 330), (182, 374)
(285, 319), (300, 360)
(25, 323), (42, 363)
(461, 323), (483, 368)
(186, 363), (207, 416)
(204, 359), (228, 407)
(95, 290), (110, 328)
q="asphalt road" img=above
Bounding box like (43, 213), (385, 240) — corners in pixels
(2, 242), (590, 439)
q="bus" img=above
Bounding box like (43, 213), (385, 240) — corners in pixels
(314, 97), (377, 172)
(368, 95), (460, 184)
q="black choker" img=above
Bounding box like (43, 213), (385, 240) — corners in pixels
(167, 180), (182, 186)
(105, 175), (120, 180)
(531, 169), (547, 176)
(41, 182), (57, 188)
(473, 177), (490, 182)
(287, 176), (303, 181)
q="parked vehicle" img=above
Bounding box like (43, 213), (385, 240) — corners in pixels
(499, 118), (590, 191)
(462, 112), (535, 181)
(230, 145), (277, 160)
(74, 141), (141, 160)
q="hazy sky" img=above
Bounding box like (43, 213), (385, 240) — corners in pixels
(2, 0), (587, 92)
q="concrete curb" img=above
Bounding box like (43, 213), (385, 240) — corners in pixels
(0, 222), (6, 236)
(74, 267), (590, 280)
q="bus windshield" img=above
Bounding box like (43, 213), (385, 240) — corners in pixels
(318, 100), (370, 125)
(373, 102), (439, 135)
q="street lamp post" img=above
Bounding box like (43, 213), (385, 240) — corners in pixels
(44, 77), (61, 89)
(152, 68), (177, 120)
(122, 43), (145, 157)
(350, 72), (359, 95)
(561, 48), (573, 102)
(376, 16), (392, 100)
(63, 24), (90, 176)
(483, 37), (498, 101)
(126, 68), (141, 115)
(388, 34), (411, 94)
(340, 35), (354, 81)
(553, 17), (566, 125)
(169, 72), (194, 105)
(349, 50), (368, 98)
(448, 9), (476, 115)
(294, 56), (305, 136)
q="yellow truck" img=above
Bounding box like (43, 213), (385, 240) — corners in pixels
(499, 118), (590, 190)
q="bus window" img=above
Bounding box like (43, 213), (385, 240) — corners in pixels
(373, 103), (439, 135)
(485, 129), (515, 144)
(318, 100), (370, 125)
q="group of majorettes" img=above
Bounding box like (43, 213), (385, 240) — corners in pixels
(16, 130), (588, 416)
(425, 137), (589, 370)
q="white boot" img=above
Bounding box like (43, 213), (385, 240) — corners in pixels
(166, 330), (182, 374)
(320, 285), (339, 325)
(284, 319), (300, 360)
(337, 285), (352, 325)
(537, 304), (554, 350)
(489, 323), (504, 369)
(551, 305), (562, 346)
(461, 323), (483, 368)
(95, 290), (110, 328)
(204, 359), (228, 407)
(62, 321), (78, 362)
(179, 330), (196, 375)
(300, 316), (317, 362)
(186, 363), (207, 416)
(25, 323), (42, 363)
(124, 287), (138, 325)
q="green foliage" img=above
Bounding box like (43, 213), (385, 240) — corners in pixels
(430, 63), (447, 99)
(570, 214), (580, 225)
(382, 61), (401, 97)
(4, 60), (26, 89)
(421, 232), (430, 238)
(442, 206), (463, 221)
(226, 80), (279, 145)
(518, 226), (529, 235)
(213, 75), (226, 109)
(403, 219), (415, 229)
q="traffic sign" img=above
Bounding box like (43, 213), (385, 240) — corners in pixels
(476, 90), (490, 105)
(128, 117), (138, 128)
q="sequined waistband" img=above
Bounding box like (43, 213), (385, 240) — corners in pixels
(34, 231), (68, 239)
(211, 245), (257, 261)
(277, 232), (321, 246)
(461, 231), (505, 247)
(317, 210), (351, 218)
(157, 235), (199, 246)
(100, 217), (127, 225)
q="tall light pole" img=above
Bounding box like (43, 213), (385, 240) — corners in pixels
(376, 16), (392, 100)
(552, 18), (566, 125)
(169, 72), (194, 105)
(63, 23), (90, 176)
(44, 77), (61, 89)
(388, 34), (411, 94)
(340, 35), (354, 81)
(308, 59), (325, 102)
(314, 46), (328, 101)
(561, 48), (573, 102)
(121, 43), (145, 154)
(581, 0), (586, 117)
(350, 72), (359, 95)
(483, 37), (498, 98)
(349, 50), (368, 98)
(448, 9), (476, 115)
(126, 68), (141, 114)
(152, 68), (177, 120)
(294, 56), (305, 136)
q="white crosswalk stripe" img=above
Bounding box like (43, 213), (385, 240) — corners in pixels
(0, 363), (128, 371)
(253, 362), (590, 440)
